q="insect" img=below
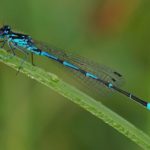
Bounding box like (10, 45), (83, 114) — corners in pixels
(0, 25), (149, 110)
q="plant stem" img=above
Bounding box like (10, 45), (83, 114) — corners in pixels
(0, 49), (150, 150)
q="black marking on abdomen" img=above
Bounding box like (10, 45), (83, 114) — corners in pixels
(34, 48), (41, 53)
(78, 69), (87, 76)
(57, 58), (64, 64)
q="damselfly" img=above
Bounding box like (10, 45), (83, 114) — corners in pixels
(0, 25), (149, 110)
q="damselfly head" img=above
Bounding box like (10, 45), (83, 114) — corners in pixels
(0, 25), (11, 36)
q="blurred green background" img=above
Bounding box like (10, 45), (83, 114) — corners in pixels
(0, 0), (150, 149)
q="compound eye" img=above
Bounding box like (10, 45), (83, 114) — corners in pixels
(4, 30), (8, 34)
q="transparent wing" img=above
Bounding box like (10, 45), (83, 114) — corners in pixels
(34, 40), (124, 87)
(60, 52), (124, 86)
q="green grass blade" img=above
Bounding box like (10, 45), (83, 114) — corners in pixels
(0, 49), (150, 149)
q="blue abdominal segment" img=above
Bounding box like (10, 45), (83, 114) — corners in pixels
(63, 61), (79, 70)
(41, 51), (58, 60)
(147, 103), (150, 110)
(108, 83), (113, 88)
(86, 72), (98, 79)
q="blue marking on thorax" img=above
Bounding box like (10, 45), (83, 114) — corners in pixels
(41, 51), (58, 60)
(11, 34), (16, 37)
(147, 103), (150, 110)
(86, 72), (98, 79)
(9, 34), (18, 37)
(108, 83), (113, 88)
(11, 39), (28, 48)
(63, 61), (79, 70)
(9, 38), (41, 55)
(13, 38), (27, 43)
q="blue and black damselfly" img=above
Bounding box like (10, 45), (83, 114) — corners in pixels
(0, 25), (149, 110)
